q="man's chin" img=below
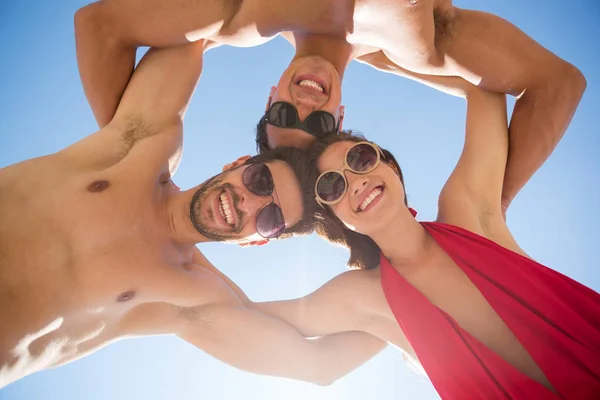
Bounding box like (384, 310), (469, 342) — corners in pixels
(266, 126), (317, 150)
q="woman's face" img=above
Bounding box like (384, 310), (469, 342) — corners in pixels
(316, 141), (406, 236)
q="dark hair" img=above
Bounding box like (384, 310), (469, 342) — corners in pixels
(312, 131), (407, 270)
(255, 114), (270, 154)
(248, 146), (320, 239)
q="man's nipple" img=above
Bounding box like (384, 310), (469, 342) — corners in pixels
(87, 180), (110, 193)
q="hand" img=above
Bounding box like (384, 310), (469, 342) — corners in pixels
(222, 155), (251, 172)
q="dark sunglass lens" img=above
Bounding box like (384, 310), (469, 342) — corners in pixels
(346, 144), (378, 172)
(256, 203), (285, 239)
(305, 112), (336, 136)
(242, 163), (273, 196)
(316, 171), (346, 202)
(268, 103), (298, 127)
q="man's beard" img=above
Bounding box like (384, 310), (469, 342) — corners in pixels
(189, 175), (243, 243)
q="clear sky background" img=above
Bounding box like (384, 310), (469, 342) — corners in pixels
(1, 1), (599, 399)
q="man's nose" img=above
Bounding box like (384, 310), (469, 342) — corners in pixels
(294, 97), (319, 119)
(238, 190), (270, 216)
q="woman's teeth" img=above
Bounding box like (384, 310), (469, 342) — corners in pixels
(359, 187), (382, 211)
(219, 193), (234, 226)
(298, 79), (324, 93)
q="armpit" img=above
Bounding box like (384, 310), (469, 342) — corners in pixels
(119, 115), (156, 159)
(433, 5), (456, 44)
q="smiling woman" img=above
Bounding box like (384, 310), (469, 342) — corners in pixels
(313, 132), (407, 270)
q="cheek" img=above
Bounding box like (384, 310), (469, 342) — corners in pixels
(273, 72), (294, 102)
(271, 88), (289, 104)
(330, 203), (358, 232)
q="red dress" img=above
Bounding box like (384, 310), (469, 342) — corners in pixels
(380, 221), (600, 399)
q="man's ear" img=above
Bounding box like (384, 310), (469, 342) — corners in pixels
(238, 239), (270, 247)
(337, 105), (345, 132)
(222, 155), (252, 172)
(265, 86), (276, 111)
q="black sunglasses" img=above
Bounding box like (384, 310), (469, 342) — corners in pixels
(315, 142), (384, 205)
(264, 101), (338, 137)
(242, 162), (286, 239)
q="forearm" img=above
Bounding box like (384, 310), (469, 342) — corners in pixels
(355, 51), (473, 98)
(252, 300), (315, 336)
(250, 303), (387, 385)
(502, 66), (586, 212)
(183, 305), (378, 386)
(75, 3), (137, 127)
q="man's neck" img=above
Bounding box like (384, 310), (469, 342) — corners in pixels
(166, 187), (208, 245)
(292, 33), (355, 79)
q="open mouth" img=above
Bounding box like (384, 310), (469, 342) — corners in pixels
(217, 190), (236, 227)
(357, 186), (384, 213)
(295, 75), (328, 96)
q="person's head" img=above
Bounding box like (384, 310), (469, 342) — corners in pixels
(189, 147), (320, 246)
(312, 131), (408, 269)
(256, 56), (346, 153)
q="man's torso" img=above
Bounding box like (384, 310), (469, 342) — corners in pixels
(0, 132), (230, 387)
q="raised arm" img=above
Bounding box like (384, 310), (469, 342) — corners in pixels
(419, 75), (529, 253)
(436, 7), (586, 214)
(362, 6), (585, 214)
(74, 0), (226, 127)
(60, 40), (206, 173)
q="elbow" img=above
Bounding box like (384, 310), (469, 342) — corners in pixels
(521, 61), (587, 121)
(74, 2), (119, 46)
(545, 61), (587, 104)
(308, 365), (345, 387)
(74, 4), (98, 36)
(563, 63), (587, 101)
(310, 375), (337, 387)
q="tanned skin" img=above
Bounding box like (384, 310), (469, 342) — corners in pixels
(0, 40), (386, 388)
(75, 0), (585, 213)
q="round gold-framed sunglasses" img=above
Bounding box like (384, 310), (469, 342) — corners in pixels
(314, 141), (385, 206)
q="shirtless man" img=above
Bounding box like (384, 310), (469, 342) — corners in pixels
(75, 0), (585, 213)
(0, 40), (386, 388)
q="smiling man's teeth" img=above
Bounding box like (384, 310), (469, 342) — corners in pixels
(359, 188), (382, 211)
(219, 193), (234, 226)
(298, 79), (324, 93)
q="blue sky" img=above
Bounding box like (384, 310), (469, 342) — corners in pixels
(1, 1), (599, 399)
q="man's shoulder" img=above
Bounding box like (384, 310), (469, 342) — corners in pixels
(191, 248), (253, 305)
(117, 262), (243, 336)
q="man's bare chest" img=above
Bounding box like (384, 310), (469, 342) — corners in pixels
(1, 161), (190, 319)
(0, 163), (208, 383)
